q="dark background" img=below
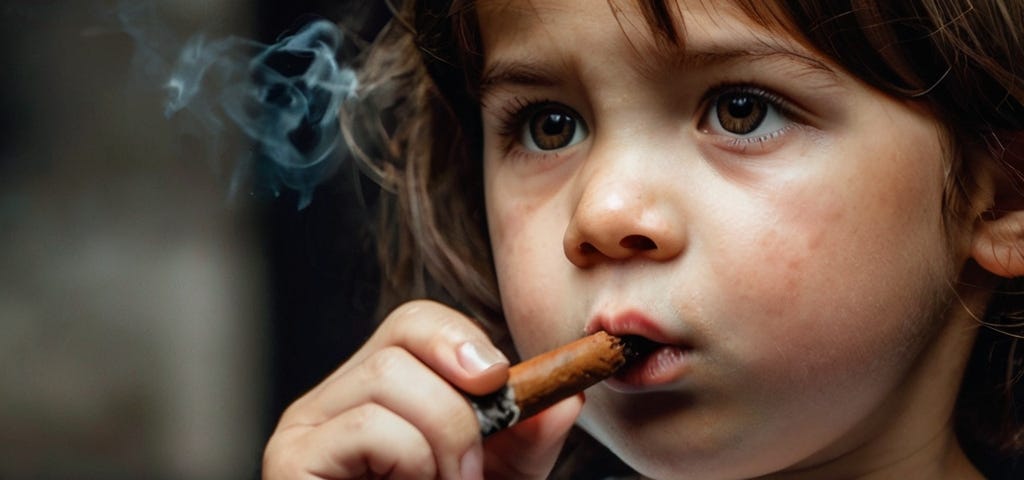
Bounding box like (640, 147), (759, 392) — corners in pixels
(0, 1), (390, 478)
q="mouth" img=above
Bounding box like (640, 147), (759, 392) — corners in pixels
(588, 312), (695, 393)
(609, 338), (692, 392)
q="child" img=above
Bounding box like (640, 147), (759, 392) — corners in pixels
(263, 0), (1024, 478)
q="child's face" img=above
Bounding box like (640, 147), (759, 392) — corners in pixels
(479, 0), (975, 477)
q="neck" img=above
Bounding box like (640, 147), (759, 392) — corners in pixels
(765, 423), (982, 480)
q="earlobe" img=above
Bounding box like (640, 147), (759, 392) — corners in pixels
(969, 132), (1024, 278)
(972, 211), (1024, 278)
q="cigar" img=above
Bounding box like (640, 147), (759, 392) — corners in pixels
(468, 331), (648, 437)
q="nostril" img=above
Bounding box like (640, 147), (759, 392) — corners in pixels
(620, 235), (656, 251)
(579, 242), (598, 255)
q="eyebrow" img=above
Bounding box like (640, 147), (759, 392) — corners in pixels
(479, 59), (564, 100)
(680, 44), (840, 81)
(479, 43), (842, 99)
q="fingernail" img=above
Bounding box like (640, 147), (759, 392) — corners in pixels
(457, 341), (507, 375)
(460, 443), (483, 480)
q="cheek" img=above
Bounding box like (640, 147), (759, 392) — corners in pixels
(687, 152), (956, 470)
(487, 179), (556, 279)
(486, 182), (576, 355)
(711, 133), (955, 390)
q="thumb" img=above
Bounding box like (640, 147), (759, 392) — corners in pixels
(482, 393), (585, 479)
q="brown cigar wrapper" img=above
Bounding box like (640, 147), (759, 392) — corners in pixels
(468, 331), (637, 436)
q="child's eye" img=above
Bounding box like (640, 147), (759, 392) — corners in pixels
(701, 87), (793, 140)
(515, 103), (588, 152)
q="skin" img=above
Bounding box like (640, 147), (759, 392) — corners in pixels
(263, 0), (1023, 479)
(479, 0), (997, 478)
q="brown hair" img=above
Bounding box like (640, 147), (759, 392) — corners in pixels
(345, 0), (1024, 472)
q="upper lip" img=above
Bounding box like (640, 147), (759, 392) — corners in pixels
(585, 309), (687, 346)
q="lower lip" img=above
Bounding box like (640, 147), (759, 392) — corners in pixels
(605, 345), (692, 392)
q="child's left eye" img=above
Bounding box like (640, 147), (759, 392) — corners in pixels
(700, 87), (793, 141)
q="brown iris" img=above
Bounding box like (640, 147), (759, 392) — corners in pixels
(528, 107), (578, 150)
(716, 93), (768, 135)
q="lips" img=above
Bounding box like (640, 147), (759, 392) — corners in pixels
(587, 311), (694, 393)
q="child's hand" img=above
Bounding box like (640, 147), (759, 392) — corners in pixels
(262, 300), (584, 479)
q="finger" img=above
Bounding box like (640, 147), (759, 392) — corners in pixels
(342, 300), (511, 396)
(296, 403), (437, 480)
(483, 393), (585, 479)
(293, 346), (483, 479)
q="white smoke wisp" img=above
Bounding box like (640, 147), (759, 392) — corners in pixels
(165, 20), (358, 209)
(120, 1), (358, 209)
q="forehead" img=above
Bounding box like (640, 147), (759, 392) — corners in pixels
(475, 0), (813, 74)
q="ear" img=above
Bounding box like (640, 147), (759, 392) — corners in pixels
(970, 132), (1024, 278)
(973, 212), (1024, 277)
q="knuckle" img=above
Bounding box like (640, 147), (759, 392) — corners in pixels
(343, 403), (382, 433)
(426, 310), (487, 354)
(348, 405), (438, 480)
(419, 406), (479, 459)
(275, 390), (325, 428)
(262, 432), (303, 480)
(364, 345), (413, 379)
(433, 313), (473, 343)
(387, 299), (434, 327)
(276, 400), (306, 426)
(385, 300), (485, 351)
(380, 300), (437, 340)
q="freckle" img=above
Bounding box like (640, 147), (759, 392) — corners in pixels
(758, 230), (777, 249)
(805, 229), (824, 251)
(786, 256), (802, 273)
(805, 205), (841, 251)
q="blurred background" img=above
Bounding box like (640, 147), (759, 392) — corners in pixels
(0, 1), (387, 478)
(3, 1), (1024, 480)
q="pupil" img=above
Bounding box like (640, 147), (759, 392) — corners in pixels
(727, 96), (755, 118)
(543, 114), (569, 135)
(529, 109), (576, 150)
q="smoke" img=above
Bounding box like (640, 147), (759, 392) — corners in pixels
(119, 2), (358, 209)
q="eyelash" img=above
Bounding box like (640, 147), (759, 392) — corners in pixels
(496, 97), (560, 151)
(704, 83), (793, 112)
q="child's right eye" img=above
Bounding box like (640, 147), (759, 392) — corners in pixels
(505, 102), (589, 153)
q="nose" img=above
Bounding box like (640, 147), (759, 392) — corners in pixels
(563, 168), (686, 268)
